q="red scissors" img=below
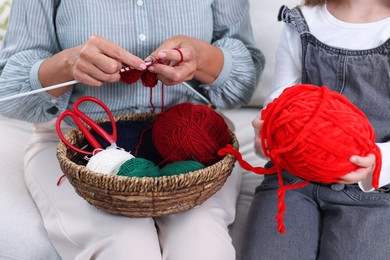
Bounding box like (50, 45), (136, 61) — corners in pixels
(56, 96), (117, 156)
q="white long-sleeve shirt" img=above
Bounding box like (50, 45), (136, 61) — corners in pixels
(266, 4), (390, 191)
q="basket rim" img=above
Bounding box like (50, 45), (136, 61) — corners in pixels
(56, 112), (239, 193)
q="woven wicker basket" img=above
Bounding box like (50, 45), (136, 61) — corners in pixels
(56, 112), (239, 217)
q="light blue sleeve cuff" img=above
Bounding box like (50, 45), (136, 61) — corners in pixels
(29, 59), (72, 115)
(200, 47), (232, 90)
(29, 60), (59, 106)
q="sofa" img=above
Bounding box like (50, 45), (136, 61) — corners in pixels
(0, 0), (299, 259)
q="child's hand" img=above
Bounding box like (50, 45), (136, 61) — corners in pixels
(339, 154), (376, 184)
(252, 117), (265, 157)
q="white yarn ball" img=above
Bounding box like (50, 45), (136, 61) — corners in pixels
(86, 148), (134, 175)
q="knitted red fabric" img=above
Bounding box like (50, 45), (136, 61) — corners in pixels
(119, 48), (184, 88)
(141, 69), (159, 88)
(119, 49), (184, 111)
(218, 84), (382, 234)
(119, 68), (144, 85)
(120, 59), (162, 88)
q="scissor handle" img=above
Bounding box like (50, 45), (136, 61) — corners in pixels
(56, 96), (117, 155)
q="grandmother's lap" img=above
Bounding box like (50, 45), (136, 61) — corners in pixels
(0, 108), (265, 259)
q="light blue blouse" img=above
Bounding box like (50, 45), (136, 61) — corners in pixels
(0, 0), (264, 123)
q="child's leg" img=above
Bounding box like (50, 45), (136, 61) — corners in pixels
(318, 185), (390, 260)
(241, 172), (321, 260)
(155, 165), (242, 260)
(24, 120), (162, 260)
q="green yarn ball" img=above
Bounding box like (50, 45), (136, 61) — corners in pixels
(118, 158), (161, 178)
(160, 160), (206, 176)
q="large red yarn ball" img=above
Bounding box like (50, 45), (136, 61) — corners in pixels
(260, 84), (381, 186)
(152, 102), (231, 166)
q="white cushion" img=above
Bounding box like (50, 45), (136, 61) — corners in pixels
(223, 108), (266, 259)
(248, 0), (300, 107)
(0, 116), (60, 259)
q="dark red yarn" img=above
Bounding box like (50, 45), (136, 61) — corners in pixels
(119, 48), (184, 88)
(120, 59), (162, 88)
(153, 102), (231, 166)
(140, 69), (159, 88)
(218, 84), (382, 234)
(119, 49), (184, 112)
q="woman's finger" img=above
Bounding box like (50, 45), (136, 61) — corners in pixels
(87, 35), (147, 70)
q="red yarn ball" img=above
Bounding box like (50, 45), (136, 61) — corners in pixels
(218, 84), (382, 234)
(152, 102), (231, 166)
(260, 84), (382, 187)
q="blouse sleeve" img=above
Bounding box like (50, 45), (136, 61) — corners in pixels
(200, 0), (265, 109)
(263, 23), (302, 107)
(0, 0), (71, 123)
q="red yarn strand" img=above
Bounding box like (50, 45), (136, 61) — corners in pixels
(134, 124), (154, 157)
(149, 87), (155, 113)
(218, 144), (275, 175)
(56, 174), (67, 186)
(275, 176), (309, 234)
(161, 83), (165, 111)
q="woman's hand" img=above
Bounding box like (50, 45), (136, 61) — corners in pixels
(39, 35), (147, 95)
(339, 154), (376, 184)
(146, 35), (224, 85)
(67, 35), (147, 86)
(252, 116), (265, 157)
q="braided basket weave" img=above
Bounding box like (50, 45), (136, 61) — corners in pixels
(56, 113), (239, 217)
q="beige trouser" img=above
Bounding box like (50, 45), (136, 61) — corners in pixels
(24, 119), (241, 260)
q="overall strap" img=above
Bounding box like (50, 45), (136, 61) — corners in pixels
(277, 5), (313, 88)
(278, 5), (310, 35)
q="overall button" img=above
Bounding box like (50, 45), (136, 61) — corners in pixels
(139, 34), (146, 41)
(330, 183), (345, 191)
(136, 0), (144, 6)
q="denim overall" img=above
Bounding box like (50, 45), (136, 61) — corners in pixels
(242, 6), (390, 260)
(280, 6), (390, 143)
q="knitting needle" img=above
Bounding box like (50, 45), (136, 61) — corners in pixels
(0, 80), (79, 102)
(182, 82), (235, 130)
(0, 64), (201, 103)
(182, 82), (211, 105)
(0, 77), (207, 104)
(0, 62), (155, 103)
